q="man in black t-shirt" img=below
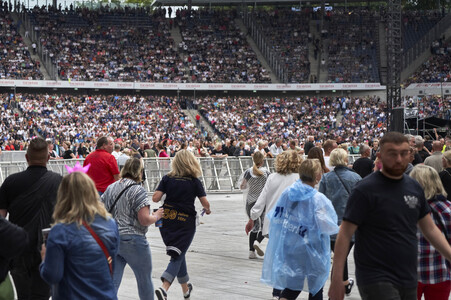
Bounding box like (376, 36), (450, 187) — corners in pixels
(329, 132), (451, 300)
(352, 144), (374, 178)
(0, 137), (62, 300)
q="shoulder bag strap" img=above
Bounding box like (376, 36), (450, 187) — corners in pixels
(108, 183), (138, 214)
(334, 170), (351, 195)
(82, 220), (113, 276)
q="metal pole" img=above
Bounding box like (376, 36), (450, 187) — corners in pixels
(416, 97), (419, 135)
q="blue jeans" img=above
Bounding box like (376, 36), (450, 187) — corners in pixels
(161, 252), (189, 284)
(113, 234), (154, 300)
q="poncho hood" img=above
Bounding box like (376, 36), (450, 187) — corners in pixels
(285, 180), (317, 202)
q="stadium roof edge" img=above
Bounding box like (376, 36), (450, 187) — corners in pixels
(154, 0), (379, 6)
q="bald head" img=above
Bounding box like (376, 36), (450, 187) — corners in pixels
(432, 141), (442, 152)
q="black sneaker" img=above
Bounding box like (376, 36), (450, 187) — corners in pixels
(184, 283), (193, 299)
(345, 278), (354, 296)
(155, 287), (167, 300)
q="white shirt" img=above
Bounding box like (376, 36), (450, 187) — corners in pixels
(112, 150), (121, 160)
(269, 144), (283, 156)
(324, 156), (335, 171)
(250, 172), (299, 236)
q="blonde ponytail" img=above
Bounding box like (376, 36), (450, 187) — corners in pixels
(252, 151), (264, 176)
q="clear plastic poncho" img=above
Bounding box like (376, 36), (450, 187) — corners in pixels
(261, 180), (339, 296)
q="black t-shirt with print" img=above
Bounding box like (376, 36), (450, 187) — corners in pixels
(343, 171), (430, 288)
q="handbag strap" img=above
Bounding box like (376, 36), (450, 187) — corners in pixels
(108, 183), (138, 214)
(82, 220), (113, 276)
(334, 169), (351, 195)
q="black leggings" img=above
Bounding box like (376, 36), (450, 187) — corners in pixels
(249, 231), (264, 251)
(280, 287), (323, 300)
(330, 240), (354, 281)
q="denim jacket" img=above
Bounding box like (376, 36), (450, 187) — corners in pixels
(319, 166), (362, 226)
(40, 215), (119, 300)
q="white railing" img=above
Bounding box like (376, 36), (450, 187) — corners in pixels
(0, 156), (361, 193)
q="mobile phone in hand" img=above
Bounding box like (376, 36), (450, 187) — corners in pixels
(42, 228), (51, 244)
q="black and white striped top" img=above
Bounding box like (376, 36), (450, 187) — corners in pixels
(101, 178), (150, 236)
(244, 167), (271, 204)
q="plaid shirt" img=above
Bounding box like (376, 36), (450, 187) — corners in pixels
(417, 195), (451, 284)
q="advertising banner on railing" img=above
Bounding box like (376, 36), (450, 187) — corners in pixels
(405, 82), (451, 97)
(0, 80), (386, 91)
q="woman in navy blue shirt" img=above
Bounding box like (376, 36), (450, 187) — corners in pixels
(153, 150), (211, 300)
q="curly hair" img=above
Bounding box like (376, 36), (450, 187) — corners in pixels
(274, 150), (303, 175)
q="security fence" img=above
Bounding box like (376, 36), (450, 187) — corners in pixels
(0, 155), (361, 193)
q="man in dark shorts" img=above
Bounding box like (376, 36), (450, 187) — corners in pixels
(0, 137), (62, 300)
(329, 132), (451, 300)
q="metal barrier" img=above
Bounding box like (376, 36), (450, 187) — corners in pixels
(0, 155), (361, 193)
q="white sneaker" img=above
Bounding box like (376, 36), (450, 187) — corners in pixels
(249, 250), (257, 259)
(253, 241), (264, 256)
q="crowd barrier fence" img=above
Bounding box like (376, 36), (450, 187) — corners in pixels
(0, 155), (361, 193)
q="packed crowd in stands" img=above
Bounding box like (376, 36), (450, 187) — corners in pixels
(252, 8), (310, 83)
(29, 7), (187, 82)
(0, 93), (382, 150)
(197, 95), (387, 142)
(0, 5), (446, 85)
(8, 93), (200, 148)
(0, 94), (34, 145)
(325, 9), (379, 83)
(178, 9), (271, 83)
(0, 11), (43, 80)
(1, 92), (450, 158)
(405, 38), (451, 85)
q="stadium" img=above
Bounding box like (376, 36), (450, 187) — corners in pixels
(0, 0), (449, 189)
(0, 0), (451, 299)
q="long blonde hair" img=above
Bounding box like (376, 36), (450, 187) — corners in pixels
(168, 150), (202, 178)
(252, 151), (264, 176)
(410, 164), (447, 200)
(53, 172), (109, 225)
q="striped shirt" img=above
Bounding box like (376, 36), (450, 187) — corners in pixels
(244, 167), (270, 204)
(101, 178), (150, 236)
(417, 195), (451, 284)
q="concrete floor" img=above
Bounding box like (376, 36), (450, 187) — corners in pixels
(117, 193), (361, 300)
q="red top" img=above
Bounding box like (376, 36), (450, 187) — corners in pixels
(159, 151), (169, 158)
(83, 149), (120, 193)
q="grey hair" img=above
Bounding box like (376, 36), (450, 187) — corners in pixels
(329, 148), (348, 167)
